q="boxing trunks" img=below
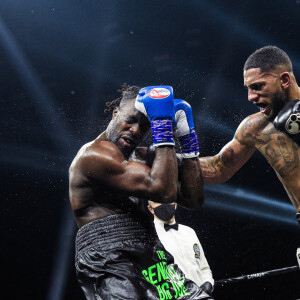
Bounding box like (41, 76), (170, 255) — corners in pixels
(75, 213), (212, 300)
(296, 212), (300, 229)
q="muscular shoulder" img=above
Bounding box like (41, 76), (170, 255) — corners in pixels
(70, 140), (125, 177)
(235, 112), (273, 148)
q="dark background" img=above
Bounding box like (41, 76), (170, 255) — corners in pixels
(1, 1), (300, 299)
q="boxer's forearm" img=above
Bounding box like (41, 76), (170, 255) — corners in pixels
(179, 157), (204, 209)
(199, 155), (233, 184)
(149, 146), (178, 203)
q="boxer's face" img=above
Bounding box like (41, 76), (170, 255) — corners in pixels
(108, 98), (150, 158)
(244, 68), (287, 121)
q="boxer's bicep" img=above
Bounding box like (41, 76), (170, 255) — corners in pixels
(219, 138), (255, 171)
(80, 147), (153, 197)
(104, 160), (153, 197)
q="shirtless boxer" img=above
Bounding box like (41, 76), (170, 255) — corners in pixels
(199, 46), (300, 226)
(69, 85), (210, 299)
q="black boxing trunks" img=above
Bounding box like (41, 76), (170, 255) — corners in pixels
(296, 212), (300, 229)
(75, 213), (212, 300)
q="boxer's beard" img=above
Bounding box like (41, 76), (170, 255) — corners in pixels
(268, 91), (288, 122)
(109, 121), (135, 159)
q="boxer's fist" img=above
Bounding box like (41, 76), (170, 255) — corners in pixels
(135, 86), (175, 122)
(136, 86), (175, 147)
(174, 99), (199, 157)
(174, 99), (195, 137)
(273, 99), (300, 146)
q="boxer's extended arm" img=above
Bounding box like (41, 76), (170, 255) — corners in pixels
(199, 118), (256, 184)
(80, 141), (178, 202)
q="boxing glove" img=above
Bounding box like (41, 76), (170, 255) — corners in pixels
(273, 99), (300, 146)
(135, 86), (175, 147)
(174, 99), (200, 158)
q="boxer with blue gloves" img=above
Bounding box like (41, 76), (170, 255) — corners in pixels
(71, 84), (211, 300)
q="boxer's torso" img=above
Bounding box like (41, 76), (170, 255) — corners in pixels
(240, 113), (300, 210)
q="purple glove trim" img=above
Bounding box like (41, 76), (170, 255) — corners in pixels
(151, 119), (175, 147)
(178, 131), (199, 157)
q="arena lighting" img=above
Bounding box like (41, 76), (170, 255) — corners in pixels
(191, 0), (300, 72)
(0, 15), (76, 300)
(206, 185), (294, 212)
(208, 200), (296, 225)
(47, 202), (76, 300)
(2, 144), (66, 174)
(205, 185), (296, 225)
(0, 15), (75, 149)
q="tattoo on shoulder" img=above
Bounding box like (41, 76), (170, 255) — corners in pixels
(236, 116), (273, 147)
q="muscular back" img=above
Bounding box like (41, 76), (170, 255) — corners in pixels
(200, 112), (300, 210)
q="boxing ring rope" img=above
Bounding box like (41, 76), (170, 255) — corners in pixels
(215, 265), (299, 286)
(215, 248), (300, 286)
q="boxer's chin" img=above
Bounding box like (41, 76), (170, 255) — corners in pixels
(116, 142), (134, 159)
(268, 92), (288, 122)
(266, 109), (277, 122)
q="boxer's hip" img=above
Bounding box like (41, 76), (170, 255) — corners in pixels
(75, 213), (160, 299)
(75, 213), (212, 300)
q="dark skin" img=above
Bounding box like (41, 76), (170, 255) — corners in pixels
(179, 157), (204, 209)
(199, 67), (300, 212)
(69, 97), (203, 228)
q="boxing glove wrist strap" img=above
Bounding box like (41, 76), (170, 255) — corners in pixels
(151, 119), (175, 147)
(178, 131), (199, 158)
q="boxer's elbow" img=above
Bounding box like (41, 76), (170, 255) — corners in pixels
(149, 182), (177, 203)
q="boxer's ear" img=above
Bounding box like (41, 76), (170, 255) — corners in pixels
(280, 72), (290, 90)
(112, 107), (119, 119)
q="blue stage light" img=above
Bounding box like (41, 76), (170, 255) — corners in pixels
(205, 184), (296, 225)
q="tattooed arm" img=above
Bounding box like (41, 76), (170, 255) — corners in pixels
(199, 115), (261, 184)
(199, 139), (255, 184)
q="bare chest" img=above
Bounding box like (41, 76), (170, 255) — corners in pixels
(257, 125), (300, 179)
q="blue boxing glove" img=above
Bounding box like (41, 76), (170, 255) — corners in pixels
(135, 86), (175, 147)
(174, 99), (200, 158)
